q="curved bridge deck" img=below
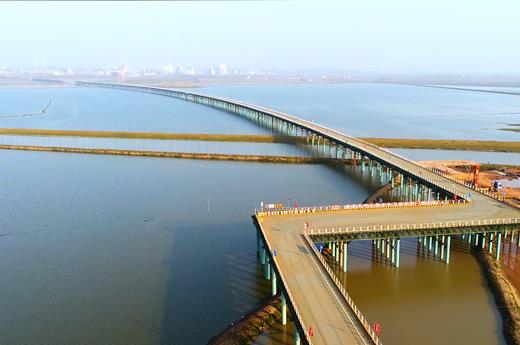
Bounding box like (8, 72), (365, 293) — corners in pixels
(77, 81), (520, 345)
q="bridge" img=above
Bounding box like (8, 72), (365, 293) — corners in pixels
(77, 81), (520, 345)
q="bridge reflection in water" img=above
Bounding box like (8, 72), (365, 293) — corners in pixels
(78, 81), (520, 345)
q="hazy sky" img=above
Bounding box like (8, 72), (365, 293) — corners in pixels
(1, 1), (519, 74)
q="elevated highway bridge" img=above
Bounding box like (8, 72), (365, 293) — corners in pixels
(78, 81), (520, 345)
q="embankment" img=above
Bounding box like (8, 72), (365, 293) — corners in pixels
(0, 128), (305, 144)
(361, 138), (520, 153)
(0, 144), (347, 164)
(2, 128), (520, 152)
(206, 296), (281, 345)
(477, 251), (520, 345)
(363, 182), (397, 203)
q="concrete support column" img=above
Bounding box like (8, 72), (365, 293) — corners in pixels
(336, 242), (340, 262)
(496, 232), (502, 261)
(265, 257), (271, 280)
(281, 293), (287, 325)
(441, 235), (445, 259)
(489, 233), (494, 254)
(342, 241), (348, 272)
(445, 236), (451, 264)
(395, 238), (401, 267)
(260, 247), (266, 265)
(271, 266), (277, 296)
(295, 329), (301, 345)
(434, 236), (439, 256)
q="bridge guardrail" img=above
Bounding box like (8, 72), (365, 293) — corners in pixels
(307, 217), (520, 236)
(81, 82), (520, 204)
(302, 232), (382, 345)
(256, 199), (469, 216)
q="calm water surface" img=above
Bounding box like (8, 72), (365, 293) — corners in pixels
(0, 150), (375, 345)
(255, 238), (507, 345)
(0, 87), (273, 134)
(199, 83), (520, 141)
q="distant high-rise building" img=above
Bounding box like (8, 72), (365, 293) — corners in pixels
(162, 63), (174, 75)
(219, 64), (228, 75)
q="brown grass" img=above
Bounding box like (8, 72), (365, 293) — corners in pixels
(0, 128), (304, 144)
(361, 137), (520, 152)
(0, 144), (346, 164)
(2, 128), (520, 152)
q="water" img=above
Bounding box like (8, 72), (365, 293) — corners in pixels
(0, 85), (514, 345)
(3, 83), (520, 141)
(391, 148), (520, 165)
(0, 150), (374, 345)
(198, 83), (520, 141)
(0, 87), (274, 134)
(0, 135), (317, 157)
(256, 238), (507, 345)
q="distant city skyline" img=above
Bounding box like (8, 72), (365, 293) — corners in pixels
(1, 1), (519, 74)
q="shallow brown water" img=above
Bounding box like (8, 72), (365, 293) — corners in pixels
(255, 237), (506, 345)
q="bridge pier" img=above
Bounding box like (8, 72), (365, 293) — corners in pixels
(496, 232), (502, 261)
(265, 257), (271, 280)
(260, 247), (266, 265)
(281, 292), (287, 325)
(342, 241), (348, 272)
(374, 238), (400, 267)
(445, 236), (451, 263)
(271, 266), (277, 296)
(295, 329), (301, 345)
(395, 238), (401, 267)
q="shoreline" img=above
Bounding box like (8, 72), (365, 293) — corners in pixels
(476, 250), (520, 345)
(0, 128), (305, 144)
(206, 296), (281, 345)
(0, 144), (350, 164)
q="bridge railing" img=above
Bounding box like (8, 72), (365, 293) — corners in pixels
(256, 199), (470, 216)
(255, 220), (314, 345)
(307, 217), (520, 236)
(302, 232), (382, 345)
(77, 82), (493, 202)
